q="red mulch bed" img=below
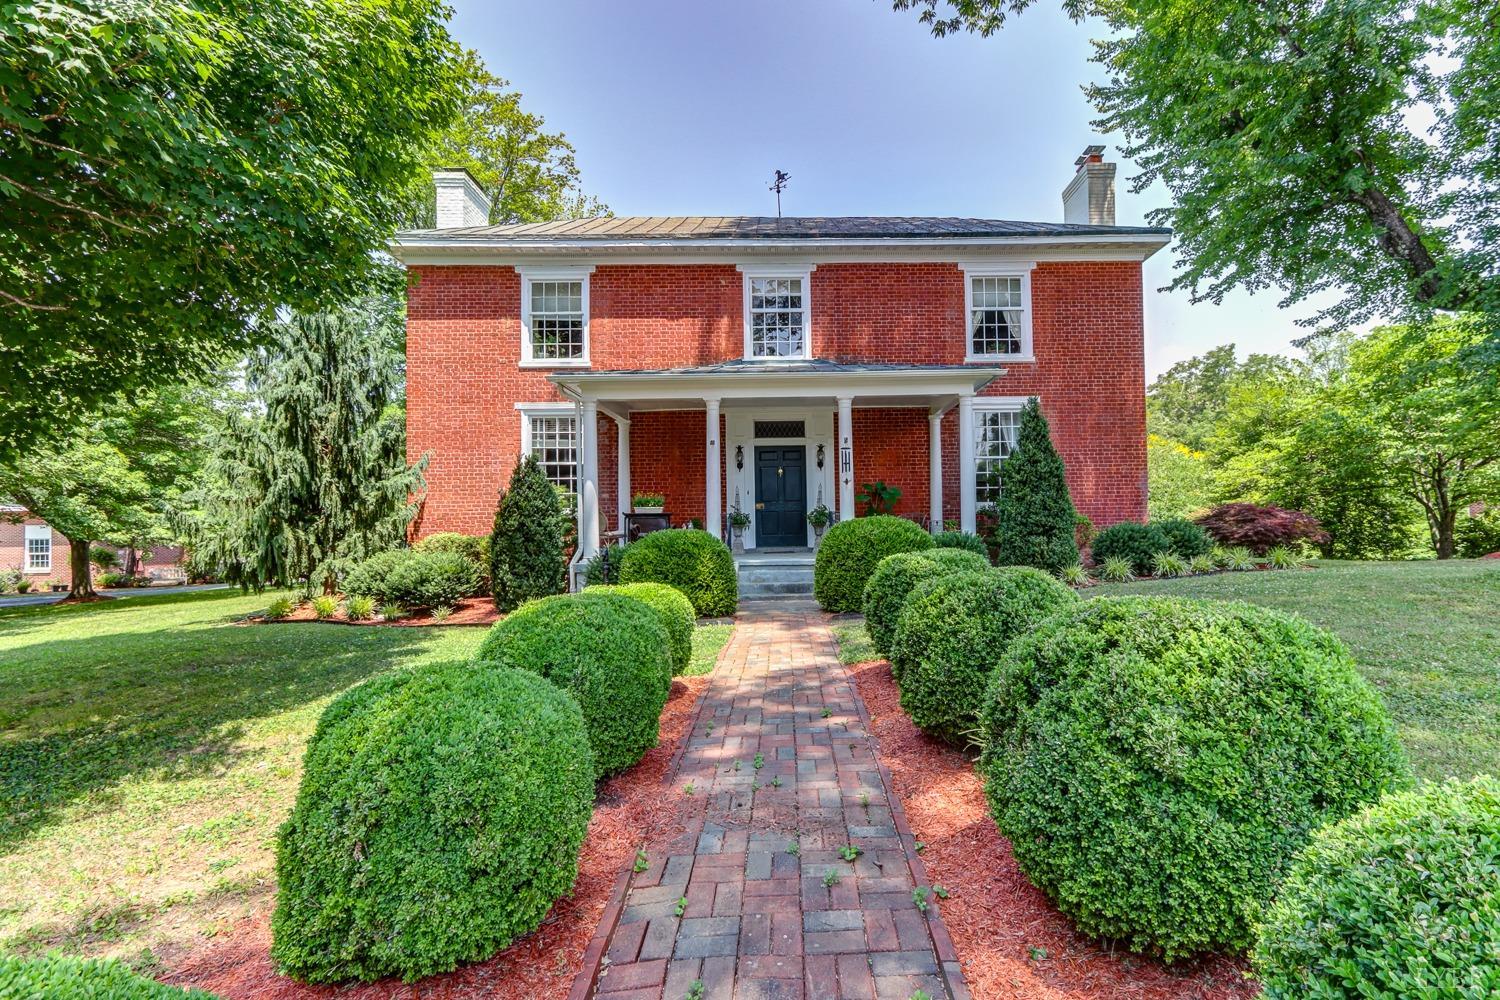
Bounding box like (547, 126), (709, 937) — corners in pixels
(849, 657), (1260, 1000)
(160, 674), (713, 1000)
(270, 596), (500, 627)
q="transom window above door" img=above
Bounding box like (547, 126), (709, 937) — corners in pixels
(961, 263), (1036, 362)
(741, 266), (814, 360)
(520, 266), (593, 367)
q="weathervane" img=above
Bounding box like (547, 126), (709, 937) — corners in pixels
(769, 169), (790, 218)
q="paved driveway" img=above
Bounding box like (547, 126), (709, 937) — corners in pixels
(0, 583), (228, 609)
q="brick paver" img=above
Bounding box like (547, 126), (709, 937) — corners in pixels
(578, 606), (969, 1000)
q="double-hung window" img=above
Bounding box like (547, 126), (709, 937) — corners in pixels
(518, 404), (578, 495)
(973, 401), (1024, 509)
(24, 524), (51, 572)
(962, 263), (1035, 361)
(741, 266), (813, 359)
(520, 266), (592, 366)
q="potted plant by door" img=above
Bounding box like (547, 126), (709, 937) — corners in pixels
(806, 503), (833, 546)
(632, 492), (665, 514)
(728, 506), (751, 553)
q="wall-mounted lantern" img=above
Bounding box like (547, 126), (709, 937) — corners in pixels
(815, 443), (825, 469)
(735, 445), (744, 470)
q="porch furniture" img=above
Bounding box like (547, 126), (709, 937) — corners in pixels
(622, 511), (672, 541)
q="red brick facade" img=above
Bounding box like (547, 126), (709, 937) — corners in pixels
(405, 259), (1147, 538)
(0, 514), (73, 588)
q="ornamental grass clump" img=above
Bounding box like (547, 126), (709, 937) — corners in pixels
(1253, 776), (1500, 1000)
(585, 581), (695, 676)
(272, 663), (594, 983)
(814, 515), (934, 612)
(891, 567), (1077, 745)
(474, 592), (670, 776)
(1150, 550), (1190, 578)
(618, 529), (737, 617)
(1095, 555), (1134, 582)
(978, 597), (1409, 960)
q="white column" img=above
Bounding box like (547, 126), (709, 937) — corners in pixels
(580, 398), (600, 557)
(836, 395), (855, 521)
(615, 415), (631, 530)
(704, 397), (722, 539)
(928, 410), (944, 534)
(958, 394), (976, 534)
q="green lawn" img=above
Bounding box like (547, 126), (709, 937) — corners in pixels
(0, 589), (732, 964)
(835, 560), (1500, 784)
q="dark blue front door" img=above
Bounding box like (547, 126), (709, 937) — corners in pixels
(754, 446), (805, 547)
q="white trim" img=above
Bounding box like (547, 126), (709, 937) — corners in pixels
(704, 398), (723, 539)
(961, 261), (1037, 363)
(23, 523), (51, 573)
(725, 407), (835, 550)
(970, 395), (1034, 514)
(519, 265), (594, 368)
(739, 264), (815, 361)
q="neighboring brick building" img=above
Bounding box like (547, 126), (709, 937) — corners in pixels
(0, 505), (72, 589)
(394, 149), (1167, 571)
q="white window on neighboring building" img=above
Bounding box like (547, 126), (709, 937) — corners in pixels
(741, 266), (813, 359)
(962, 263), (1035, 361)
(974, 403), (1023, 509)
(520, 267), (592, 366)
(518, 405), (578, 494)
(24, 524), (51, 572)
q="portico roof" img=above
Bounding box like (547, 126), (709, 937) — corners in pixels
(548, 359), (1004, 410)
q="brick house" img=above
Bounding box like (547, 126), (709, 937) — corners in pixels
(0, 505), (71, 589)
(394, 149), (1168, 581)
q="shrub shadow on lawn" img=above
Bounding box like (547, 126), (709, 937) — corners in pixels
(0, 614), (446, 851)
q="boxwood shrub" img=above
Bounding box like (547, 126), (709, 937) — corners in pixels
(1253, 775), (1500, 999)
(1153, 517), (1213, 558)
(0, 955), (221, 998)
(892, 566), (1076, 745)
(341, 549), (479, 608)
(1088, 521), (1172, 575)
(932, 530), (989, 558)
(814, 515), (934, 612)
(976, 597), (1410, 960)
(618, 529), (737, 617)
(586, 582), (695, 676)
(413, 531), (490, 592)
(272, 662), (594, 983)
(862, 553), (947, 658)
(475, 592), (670, 775)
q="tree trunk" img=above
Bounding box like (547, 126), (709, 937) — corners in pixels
(68, 539), (98, 598)
(1435, 506), (1458, 559)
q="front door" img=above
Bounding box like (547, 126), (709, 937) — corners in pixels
(754, 446), (806, 548)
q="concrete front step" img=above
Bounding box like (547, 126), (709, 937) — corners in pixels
(736, 551), (817, 598)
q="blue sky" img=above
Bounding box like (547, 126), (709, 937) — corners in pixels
(448, 0), (1334, 379)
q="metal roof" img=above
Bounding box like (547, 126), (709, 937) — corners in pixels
(396, 215), (1171, 241)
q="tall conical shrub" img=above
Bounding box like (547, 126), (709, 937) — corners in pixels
(995, 399), (1079, 572)
(490, 455), (567, 610)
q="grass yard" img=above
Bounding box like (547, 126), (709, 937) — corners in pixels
(836, 560), (1500, 784)
(0, 589), (733, 967)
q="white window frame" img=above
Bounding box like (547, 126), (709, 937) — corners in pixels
(519, 265), (594, 368)
(738, 264), (815, 361)
(24, 524), (51, 573)
(961, 261), (1036, 363)
(972, 397), (1030, 510)
(516, 402), (579, 495)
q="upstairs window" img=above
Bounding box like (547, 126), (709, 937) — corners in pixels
(741, 266), (813, 360)
(962, 264), (1035, 361)
(974, 404), (1022, 508)
(24, 524), (51, 572)
(520, 267), (592, 366)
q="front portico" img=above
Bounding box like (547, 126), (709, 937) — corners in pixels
(549, 360), (1002, 561)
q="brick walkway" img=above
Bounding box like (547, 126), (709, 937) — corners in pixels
(575, 606), (970, 1000)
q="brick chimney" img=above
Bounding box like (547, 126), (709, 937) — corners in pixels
(433, 168), (492, 229)
(1062, 145), (1116, 226)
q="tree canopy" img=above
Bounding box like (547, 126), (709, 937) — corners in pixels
(0, 0), (467, 458)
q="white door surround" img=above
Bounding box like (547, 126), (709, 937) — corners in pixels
(725, 406), (835, 550)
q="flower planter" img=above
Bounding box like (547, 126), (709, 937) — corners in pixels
(633, 506), (664, 515)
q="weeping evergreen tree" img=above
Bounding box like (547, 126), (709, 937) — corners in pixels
(184, 296), (422, 594)
(995, 399), (1080, 572)
(489, 455), (567, 610)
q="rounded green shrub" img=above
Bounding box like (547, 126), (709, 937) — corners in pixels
(1253, 776), (1500, 999)
(618, 529), (736, 617)
(892, 566), (1076, 745)
(862, 552), (947, 658)
(341, 549), (479, 607)
(1152, 517), (1213, 558)
(923, 547), (990, 573)
(272, 662), (594, 984)
(814, 515), (934, 612)
(339, 549), (405, 599)
(475, 592), (670, 775)
(932, 530), (989, 558)
(586, 582), (695, 676)
(0, 955), (221, 999)
(977, 597), (1410, 960)
(413, 531), (490, 591)
(1089, 521), (1172, 575)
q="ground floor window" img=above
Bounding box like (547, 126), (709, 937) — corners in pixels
(520, 406), (578, 494)
(974, 404), (1022, 508)
(24, 524), (51, 572)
